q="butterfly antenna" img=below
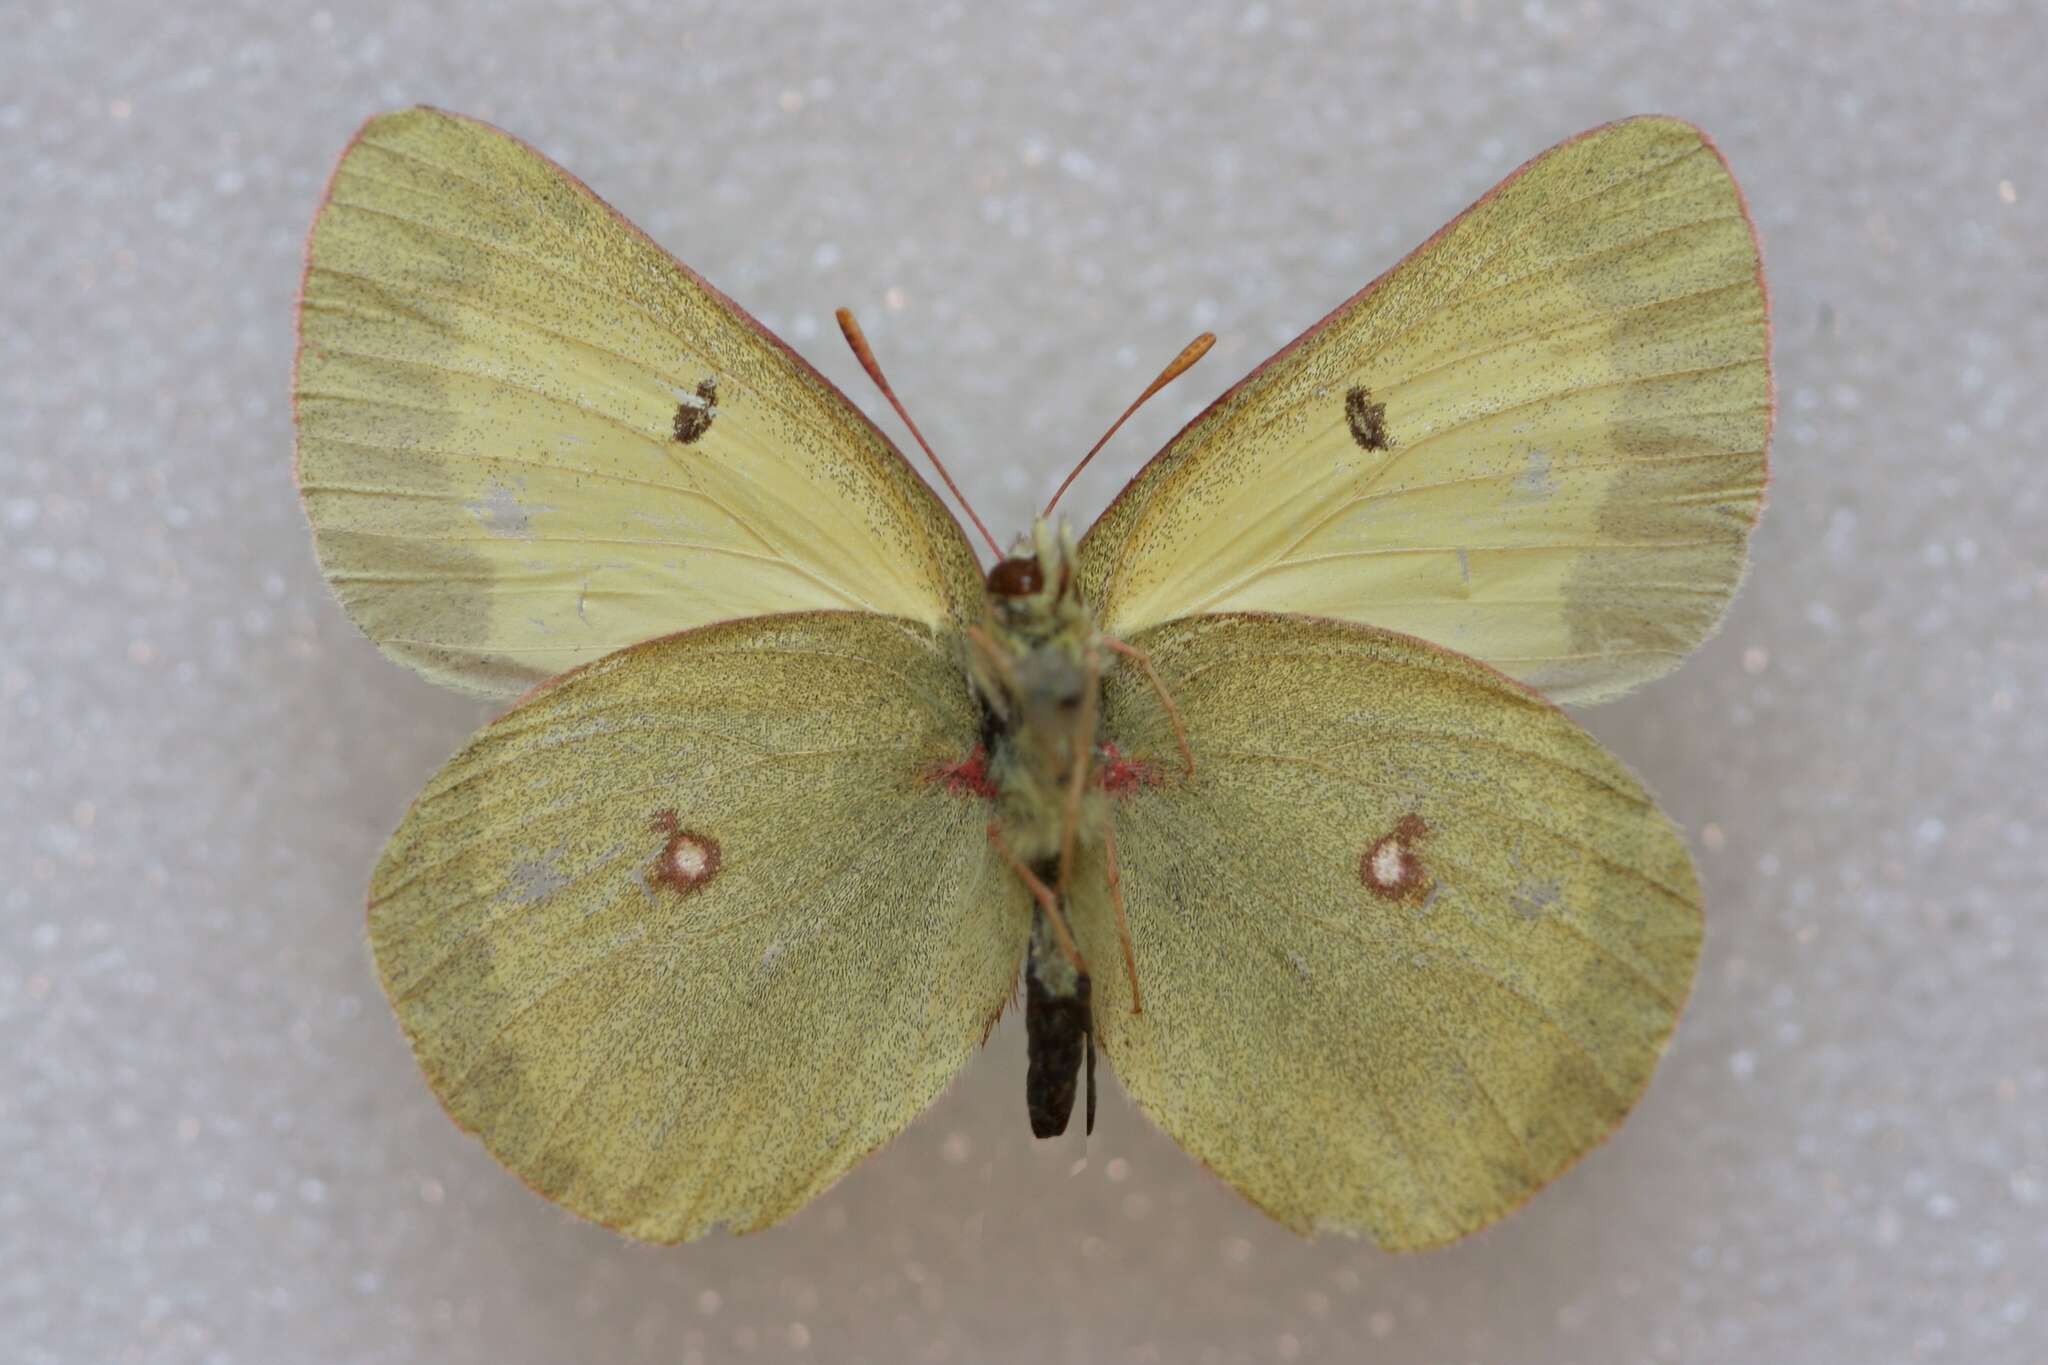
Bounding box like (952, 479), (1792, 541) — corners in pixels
(836, 307), (1002, 558)
(1043, 331), (1216, 517)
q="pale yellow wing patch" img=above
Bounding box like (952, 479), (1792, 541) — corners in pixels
(295, 108), (983, 696)
(1079, 117), (1770, 703)
(369, 612), (1023, 1241)
(1076, 614), (1700, 1248)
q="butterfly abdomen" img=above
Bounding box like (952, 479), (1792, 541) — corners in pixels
(1024, 887), (1095, 1139)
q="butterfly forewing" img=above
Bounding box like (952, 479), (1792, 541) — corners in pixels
(1078, 116), (1770, 704)
(295, 107), (983, 696)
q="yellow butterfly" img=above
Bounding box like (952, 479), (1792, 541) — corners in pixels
(295, 107), (1770, 1248)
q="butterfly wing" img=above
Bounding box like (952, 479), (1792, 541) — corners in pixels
(1076, 613), (1700, 1248)
(1078, 117), (1770, 704)
(295, 107), (984, 696)
(369, 612), (1022, 1241)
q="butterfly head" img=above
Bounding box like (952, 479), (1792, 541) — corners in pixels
(986, 518), (1089, 643)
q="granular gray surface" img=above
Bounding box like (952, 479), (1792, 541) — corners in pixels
(5, 3), (2044, 1362)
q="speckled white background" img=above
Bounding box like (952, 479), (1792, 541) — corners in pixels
(5, 2), (2044, 1362)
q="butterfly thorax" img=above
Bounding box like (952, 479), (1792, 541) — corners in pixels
(968, 519), (1109, 868)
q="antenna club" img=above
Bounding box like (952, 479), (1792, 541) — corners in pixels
(836, 306), (1002, 558)
(1044, 331), (1217, 517)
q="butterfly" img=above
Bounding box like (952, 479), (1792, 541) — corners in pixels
(294, 107), (1770, 1248)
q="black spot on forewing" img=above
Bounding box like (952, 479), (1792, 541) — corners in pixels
(671, 377), (719, 444)
(1344, 384), (1391, 452)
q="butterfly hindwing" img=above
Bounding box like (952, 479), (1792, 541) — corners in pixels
(295, 107), (983, 696)
(1078, 116), (1770, 704)
(1074, 613), (1701, 1248)
(368, 612), (1026, 1241)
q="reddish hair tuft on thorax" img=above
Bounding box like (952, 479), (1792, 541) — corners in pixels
(1097, 743), (1162, 796)
(927, 747), (999, 800)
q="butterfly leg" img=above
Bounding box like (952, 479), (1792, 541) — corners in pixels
(1101, 821), (1143, 1016)
(988, 822), (1087, 974)
(1055, 645), (1103, 897)
(1085, 1013), (1096, 1136)
(963, 624), (1020, 722)
(1101, 636), (1195, 777)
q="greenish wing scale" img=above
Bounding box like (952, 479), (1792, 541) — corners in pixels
(295, 107), (983, 696)
(1078, 115), (1770, 704)
(1075, 613), (1702, 1248)
(368, 612), (1024, 1241)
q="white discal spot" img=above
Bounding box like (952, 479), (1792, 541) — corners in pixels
(1362, 816), (1431, 901)
(1371, 840), (1408, 887)
(670, 837), (710, 881)
(759, 939), (784, 969)
(648, 818), (721, 898)
(1286, 950), (1310, 981)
